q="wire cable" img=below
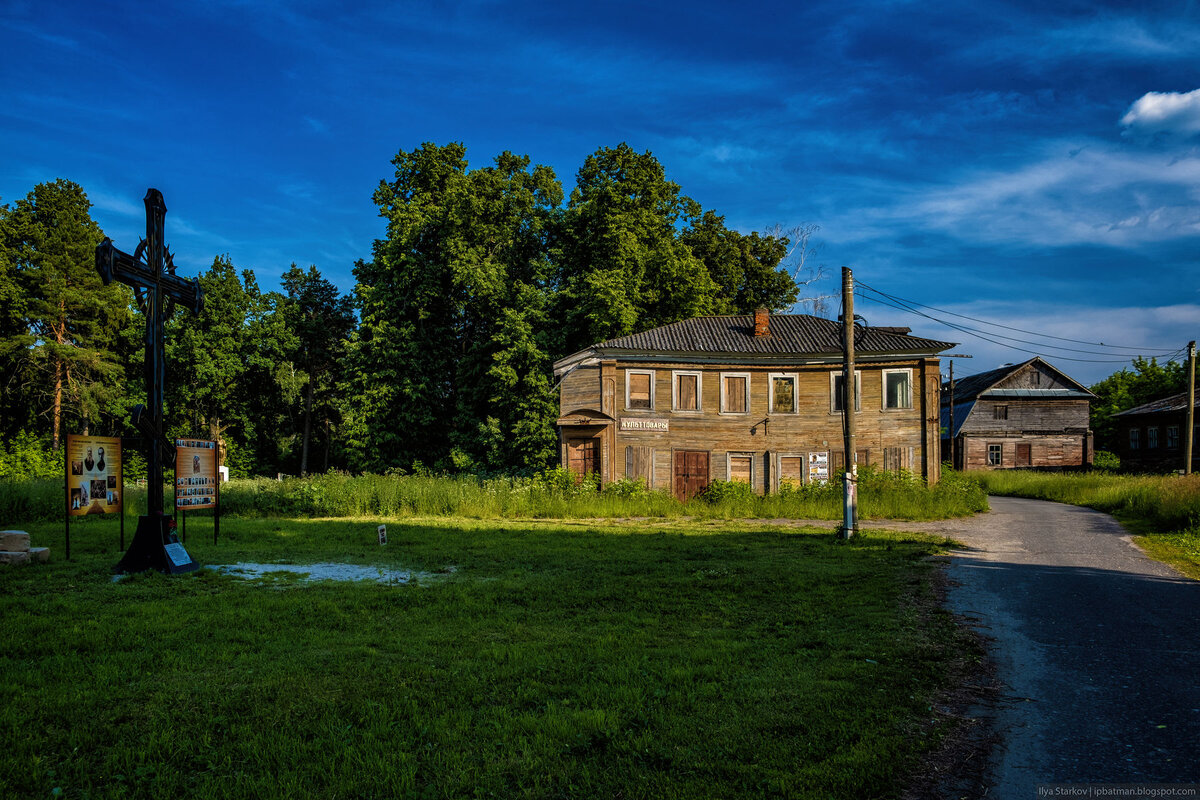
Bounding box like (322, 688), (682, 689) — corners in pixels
(855, 290), (1180, 365)
(856, 280), (1179, 357)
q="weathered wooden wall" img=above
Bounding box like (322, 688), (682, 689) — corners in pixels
(1117, 409), (1199, 473)
(955, 398), (1091, 470)
(959, 434), (1089, 470)
(958, 399), (1090, 436)
(559, 357), (941, 494)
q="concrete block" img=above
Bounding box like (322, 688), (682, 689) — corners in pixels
(0, 551), (31, 565)
(29, 547), (50, 563)
(0, 531), (30, 552)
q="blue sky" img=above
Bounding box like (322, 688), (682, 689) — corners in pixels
(2, 0), (1198, 384)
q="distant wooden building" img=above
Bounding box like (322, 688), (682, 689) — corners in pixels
(1112, 393), (1199, 473)
(941, 357), (1094, 470)
(553, 309), (954, 499)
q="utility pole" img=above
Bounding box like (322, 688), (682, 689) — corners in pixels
(841, 266), (858, 539)
(948, 361), (955, 470)
(1186, 340), (1196, 476)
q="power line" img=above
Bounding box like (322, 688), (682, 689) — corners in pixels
(855, 281), (1179, 356)
(855, 289), (1182, 365)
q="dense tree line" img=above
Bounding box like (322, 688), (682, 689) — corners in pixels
(4, 145), (1181, 477)
(0, 145), (804, 476)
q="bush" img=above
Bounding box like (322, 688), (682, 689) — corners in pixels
(1092, 451), (1120, 472)
(0, 431), (63, 481)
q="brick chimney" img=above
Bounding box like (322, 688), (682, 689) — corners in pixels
(754, 307), (770, 337)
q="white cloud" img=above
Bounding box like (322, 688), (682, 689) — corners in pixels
(835, 142), (1200, 248)
(1121, 89), (1200, 136)
(858, 299), (1197, 385)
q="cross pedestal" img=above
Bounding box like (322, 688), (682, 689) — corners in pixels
(96, 189), (204, 574)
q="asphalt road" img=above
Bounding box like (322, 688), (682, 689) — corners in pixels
(944, 495), (1200, 794)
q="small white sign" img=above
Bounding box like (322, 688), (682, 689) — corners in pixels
(163, 542), (192, 567)
(377, 525), (387, 545)
(620, 418), (669, 432)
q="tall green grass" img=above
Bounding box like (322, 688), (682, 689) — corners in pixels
(2, 467), (987, 524)
(975, 470), (1200, 534)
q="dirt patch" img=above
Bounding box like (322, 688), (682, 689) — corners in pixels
(901, 560), (1001, 800)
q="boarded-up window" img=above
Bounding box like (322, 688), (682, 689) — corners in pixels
(883, 447), (912, 472)
(994, 405), (1008, 420)
(675, 373), (699, 411)
(1167, 426), (1180, 449)
(628, 372), (652, 409)
(729, 454), (752, 484)
(625, 446), (652, 483)
(723, 375), (748, 413)
(1016, 443), (1031, 466)
(770, 375), (796, 414)
(856, 449), (870, 468)
(831, 450), (845, 476)
(779, 455), (804, 488)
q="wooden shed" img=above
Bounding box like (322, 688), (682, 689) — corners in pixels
(941, 357), (1094, 471)
(554, 310), (954, 499)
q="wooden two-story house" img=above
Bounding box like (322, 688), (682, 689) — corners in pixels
(553, 309), (954, 499)
(941, 357), (1094, 470)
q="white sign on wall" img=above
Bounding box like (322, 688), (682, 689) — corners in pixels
(620, 418), (669, 432)
(808, 451), (830, 484)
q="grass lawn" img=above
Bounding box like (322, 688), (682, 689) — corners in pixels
(1, 513), (972, 799)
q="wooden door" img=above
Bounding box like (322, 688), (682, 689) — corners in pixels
(567, 438), (599, 482)
(1016, 443), (1031, 467)
(673, 450), (710, 501)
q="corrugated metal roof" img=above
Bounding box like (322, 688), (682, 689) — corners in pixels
(1113, 392), (1200, 417)
(982, 389), (1094, 398)
(587, 314), (956, 357)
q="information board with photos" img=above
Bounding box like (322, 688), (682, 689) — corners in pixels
(175, 439), (219, 509)
(808, 451), (830, 484)
(66, 434), (122, 516)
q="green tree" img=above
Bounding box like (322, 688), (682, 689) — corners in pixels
(1090, 356), (1188, 450)
(281, 264), (355, 475)
(554, 144), (720, 353)
(1, 180), (130, 447)
(681, 210), (797, 313)
(345, 143), (562, 473)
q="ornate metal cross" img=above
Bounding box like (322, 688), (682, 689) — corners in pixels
(96, 189), (204, 517)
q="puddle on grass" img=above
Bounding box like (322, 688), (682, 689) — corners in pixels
(212, 562), (419, 584)
(114, 563), (456, 585)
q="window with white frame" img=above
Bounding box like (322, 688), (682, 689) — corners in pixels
(987, 443), (1002, 466)
(768, 373), (798, 414)
(672, 370), (702, 412)
(727, 453), (754, 485)
(882, 369), (913, 409)
(625, 370), (655, 411)
(1167, 426), (1180, 449)
(1129, 428), (1140, 450)
(830, 371), (861, 412)
(720, 372), (750, 414)
(1148, 427), (1159, 449)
